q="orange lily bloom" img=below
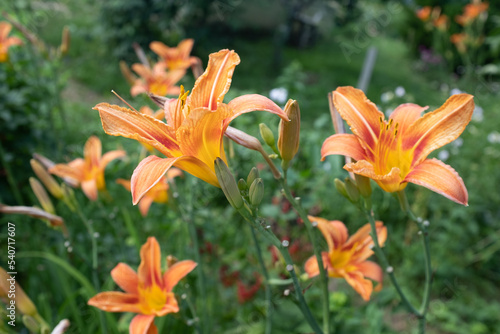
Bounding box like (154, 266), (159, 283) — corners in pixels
(88, 237), (197, 334)
(150, 39), (198, 71)
(94, 49), (288, 204)
(305, 216), (387, 301)
(131, 62), (185, 97)
(416, 6), (431, 21)
(0, 22), (23, 62)
(117, 168), (182, 216)
(456, 1), (489, 26)
(433, 14), (449, 30)
(50, 136), (126, 201)
(138, 106), (166, 152)
(322, 87), (473, 205)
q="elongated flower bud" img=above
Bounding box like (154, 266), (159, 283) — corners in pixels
(60, 26), (70, 55)
(249, 178), (264, 206)
(225, 126), (262, 151)
(344, 178), (360, 203)
(354, 174), (372, 198)
(278, 99), (300, 170)
(0, 267), (38, 317)
(247, 167), (260, 186)
(334, 178), (348, 199)
(30, 159), (64, 199)
(238, 179), (247, 191)
(214, 158), (244, 210)
(30, 178), (55, 214)
(259, 123), (276, 148)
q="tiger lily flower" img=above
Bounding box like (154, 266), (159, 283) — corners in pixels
(88, 237), (197, 334)
(94, 49), (288, 204)
(117, 168), (182, 216)
(0, 22), (23, 62)
(456, 1), (489, 26)
(138, 106), (166, 152)
(416, 6), (432, 21)
(305, 216), (387, 301)
(150, 39), (199, 71)
(131, 62), (185, 97)
(49, 136), (126, 201)
(322, 86), (474, 205)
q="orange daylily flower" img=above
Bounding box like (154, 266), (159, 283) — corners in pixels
(0, 21), (23, 62)
(131, 62), (185, 97)
(322, 87), (473, 205)
(416, 6), (431, 21)
(150, 39), (198, 71)
(138, 106), (166, 152)
(94, 49), (288, 204)
(451, 33), (468, 53)
(305, 216), (387, 301)
(88, 237), (197, 334)
(456, 1), (489, 26)
(50, 136), (126, 201)
(117, 168), (182, 216)
(433, 14), (449, 30)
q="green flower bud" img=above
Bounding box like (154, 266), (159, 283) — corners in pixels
(334, 178), (348, 199)
(344, 177), (360, 203)
(354, 173), (372, 198)
(249, 178), (264, 206)
(259, 123), (276, 148)
(247, 167), (260, 186)
(238, 178), (247, 191)
(214, 158), (244, 210)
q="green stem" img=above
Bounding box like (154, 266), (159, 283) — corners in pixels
(239, 208), (323, 334)
(75, 203), (98, 270)
(363, 207), (421, 317)
(249, 224), (273, 334)
(280, 173), (330, 333)
(0, 141), (24, 205)
(120, 207), (141, 253)
(398, 191), (432, 334)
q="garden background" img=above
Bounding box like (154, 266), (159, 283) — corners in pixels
(1, 0), (500, 333)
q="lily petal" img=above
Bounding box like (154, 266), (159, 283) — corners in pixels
(309, 216), (348, 250)
(343, 271), (373, 302)
(81, 179), (98, 201)
(101, 150), (126, 169)
(404, 94), (474, 164)
(84, 136), (102, 166)
(177, 106), (231, 168)
(138, 196), (154, 217)
(138, 237), (162, 288)
(94, 103), (181, 157)
(111, 263), (139, 294)
(389, 103), (428, 134)
(226, 94), (289, 123)
(130, 314), (157, 334)
(347, 222), (386, 262)
(189, 50), (240, 110)
(332, 87), (384, 149)
(404, 158), (468, 205)
(87, 292), (140, 313)
(50, 161), (83, 182)
(304, 252), (329, 278)
(164, 260), (197, 292)
(345, 160), (404, 193)
(321, 134), (367, 161)
(356, 261), (383, 288)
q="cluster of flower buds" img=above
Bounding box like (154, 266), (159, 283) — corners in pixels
(334, 174), (372, 207)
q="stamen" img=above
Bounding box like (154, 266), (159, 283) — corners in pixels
(111, 90), (139, 113)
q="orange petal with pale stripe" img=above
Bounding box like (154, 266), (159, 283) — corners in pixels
(111, 263), (138, 294)
(130, 314), (157, 334)
(50, 160), (84, 182)
(348, 222), (386, 263)
(173, 156), (220, 187)
(403, 94), (474, 165)
(321, 134), (367, 161)
(138, 196), (154, 217)
(87, 292), (140, 313)
(188, 50), (240, 110)
(345, 160), (404, 193)
(94, 103), (181, 157)
(304, 252), (329, 278)
(389, 103), (428, 134)
(332, 87), (384, 150)
(404, 158), (468, 205)
(177, 106), (231, 168)
(356, 261), (383, 288)
(226, 94), (289, 123)
(164, 260), (197, 292)
(138, 237), (162, 288)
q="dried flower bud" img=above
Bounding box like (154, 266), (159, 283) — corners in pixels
(29, 178), (55, 214)
(278, 99), (300, 170)
(214, 158), (244, 210)
(30, 159), (64, 199)
(259, 123), (276, 148)
(166, 255), (178, 268)
(248, 178), (264, 206)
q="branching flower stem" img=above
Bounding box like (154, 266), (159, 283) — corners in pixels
(280, 172), (331, 334)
